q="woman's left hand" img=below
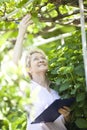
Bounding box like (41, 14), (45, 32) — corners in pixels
(58, 106), (71, 122)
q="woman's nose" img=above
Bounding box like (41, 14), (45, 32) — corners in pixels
(39, 58), (44, 62)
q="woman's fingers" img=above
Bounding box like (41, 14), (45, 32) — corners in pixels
(26, 19), (33, 26)
(63, 106), (71, 112)
(22, 14), (31, 21)
(22, 14), (32, 24)
(58, 106), (71, 117)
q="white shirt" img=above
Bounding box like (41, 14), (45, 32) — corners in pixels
(26, 80), (67, 130)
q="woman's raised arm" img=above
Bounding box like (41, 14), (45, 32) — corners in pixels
(13, 14), (32, 65)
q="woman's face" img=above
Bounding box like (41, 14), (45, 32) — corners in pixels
(29, 52), (48, 75)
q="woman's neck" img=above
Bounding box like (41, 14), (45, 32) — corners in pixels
(32, 73), (50, 89)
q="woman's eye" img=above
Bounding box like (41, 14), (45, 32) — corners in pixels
(41, 56), (46, 60)
(33, 56), (46, 61)
(34, 58), (38, 61)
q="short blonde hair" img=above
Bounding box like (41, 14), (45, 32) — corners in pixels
(25, 48), (47, 68)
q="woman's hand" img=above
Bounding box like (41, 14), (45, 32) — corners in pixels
(19, 14), (33, 36)
(58, 106), (71, 122)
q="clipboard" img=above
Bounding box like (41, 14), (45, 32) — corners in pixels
(31, 97), (75, 124)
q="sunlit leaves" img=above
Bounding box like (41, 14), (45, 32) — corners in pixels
(17, 0), (29, 8)
(59, 5), (74, 14)
(0, 0), (9, 3)
(49, 10), (58, 18)
(46, 3), (55, 11)
(60, 25), (76, 33)
(41, 0), (48, 3)
(0, 57), (29, 129)
(44, 31), (86, 129)
(0, 119), (9, 130)
(0, 31), (13, 46)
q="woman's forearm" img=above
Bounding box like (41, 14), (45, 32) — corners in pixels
(13, 32), (25, 65)
(13, 14), (32, 65)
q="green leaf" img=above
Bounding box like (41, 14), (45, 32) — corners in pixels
(17, 0), (29, 8)
(42, 0), (48, 3)
(16, 124), (22, 129)
(47, 3), (55, 11)
(0, 0), (9, 3)
(55, 78), (62, 85)
(57, 57), (66, 62)
(59, 66), (67, 73)
(76, 93), (85, 102)
(49, 10), (58, 18)
(0, 119), (9, 130)
(70, 88), (76, 95)
(61, 25), (76, 33)
(59, 82), (70, 92)
(75, 65), (84, 76)
(75, 118), (87, 128)
(51, 67), (58, 74)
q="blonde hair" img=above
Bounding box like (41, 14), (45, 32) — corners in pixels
(26, 48), (47, 68)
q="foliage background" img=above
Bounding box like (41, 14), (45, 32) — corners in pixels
(0, 0), (87, 130)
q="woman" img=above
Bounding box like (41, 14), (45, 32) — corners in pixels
(13, 14), (71, 130)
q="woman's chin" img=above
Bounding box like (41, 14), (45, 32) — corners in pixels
(36, 68), (48, 73)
